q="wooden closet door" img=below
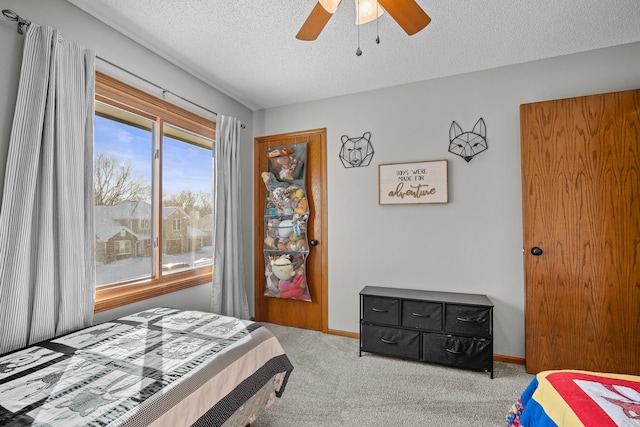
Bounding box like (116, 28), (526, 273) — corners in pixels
(521, 89), (640, 375)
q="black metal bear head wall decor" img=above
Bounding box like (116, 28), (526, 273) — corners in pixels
(448, 118), (488, 162)
(339, 132), (375, 168)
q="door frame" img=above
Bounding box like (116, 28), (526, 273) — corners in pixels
(253, 128), (328, 332)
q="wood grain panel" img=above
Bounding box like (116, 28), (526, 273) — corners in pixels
(521, 89), (640, 375)
(254, 129), (327, 331)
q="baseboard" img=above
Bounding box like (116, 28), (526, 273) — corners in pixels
(326, 328), (359, 339)
(494, 354), (526, 365)
(325, 328), (526, 365)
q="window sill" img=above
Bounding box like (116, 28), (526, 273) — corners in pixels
(94, 267), (212, 313)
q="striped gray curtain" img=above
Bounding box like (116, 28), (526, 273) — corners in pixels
(211, 115), (250, 319)
(0, 24), (96, 354)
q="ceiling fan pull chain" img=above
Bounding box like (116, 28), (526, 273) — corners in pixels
(376, 1), (380, 44)
(356, 0), (362, 56)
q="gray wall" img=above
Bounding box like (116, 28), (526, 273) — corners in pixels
(2, 0), (639, 358)
(0, 0), (255, 322)
(254, 42), (640, 358)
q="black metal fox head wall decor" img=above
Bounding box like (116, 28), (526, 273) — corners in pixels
(339, 132), (374, 168)
(448, 118), (488, 162)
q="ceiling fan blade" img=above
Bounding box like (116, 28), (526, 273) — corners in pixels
(296, 2), (338, 41)
(377, 0), (431, 36)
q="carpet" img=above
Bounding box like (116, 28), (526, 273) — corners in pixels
(253, 323), (533, 427)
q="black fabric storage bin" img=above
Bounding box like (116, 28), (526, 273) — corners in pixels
(361, 324), (420, 359)
(362, 296), (399, 326)
(402, 300), (443, 330)
(444, 305), (491, 338)
(422, 333), (492, 372)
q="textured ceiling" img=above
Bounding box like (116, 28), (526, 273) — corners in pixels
(65, 0), (640, 111)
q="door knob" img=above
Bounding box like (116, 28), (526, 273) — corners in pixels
(309, 239), (318, 246)
(530, 247), (543, 256)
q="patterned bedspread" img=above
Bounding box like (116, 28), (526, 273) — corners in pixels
(0, 307), (293, 426)
(506, 370), (640, 426)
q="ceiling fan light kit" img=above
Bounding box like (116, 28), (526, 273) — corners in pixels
(355, 0), (384, 25)
(296, 0), (431, 44)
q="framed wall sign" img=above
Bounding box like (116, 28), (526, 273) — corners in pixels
(378, 160), (448, 205)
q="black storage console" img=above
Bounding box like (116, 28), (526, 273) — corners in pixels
(359, 286), (494, 378)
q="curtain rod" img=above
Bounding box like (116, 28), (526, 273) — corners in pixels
(2, 8), (245, 129)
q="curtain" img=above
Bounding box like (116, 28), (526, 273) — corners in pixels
(211, 115), (250, 318)
(0, 25), (96, 355)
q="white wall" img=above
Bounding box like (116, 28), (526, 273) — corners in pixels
(254, 42), (640, 358)
(0, 0), (255, 320)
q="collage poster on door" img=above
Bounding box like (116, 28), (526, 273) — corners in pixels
(262, 142), (311, 301)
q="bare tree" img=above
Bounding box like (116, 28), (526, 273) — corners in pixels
(163, 190), (212, 215)
(196, 191), (212, 215)
(94, 153), (150, 206)
(163, 190), (198, 213)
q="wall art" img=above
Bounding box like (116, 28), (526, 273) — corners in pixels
(378, 160), (448, 205)
(448, 118), (488, 162)
(339, 132), (374, 168)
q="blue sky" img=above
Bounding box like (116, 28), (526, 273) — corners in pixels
(94, 115), (212, 195)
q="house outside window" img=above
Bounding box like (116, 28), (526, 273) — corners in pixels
(94, 72), (215, 312)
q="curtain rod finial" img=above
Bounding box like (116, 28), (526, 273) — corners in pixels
(2, 9), (31, 34)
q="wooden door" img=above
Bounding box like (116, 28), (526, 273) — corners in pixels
(521, 89), (640, 375)
(254, 129), (327, 331)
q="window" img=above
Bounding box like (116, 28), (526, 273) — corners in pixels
(94, 72), (215, 313)
(115, 240), (131, 255)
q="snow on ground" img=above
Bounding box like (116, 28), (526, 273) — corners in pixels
(96, 247), (212, 286)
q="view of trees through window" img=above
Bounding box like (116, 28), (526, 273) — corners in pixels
(94, 103), (213, 287)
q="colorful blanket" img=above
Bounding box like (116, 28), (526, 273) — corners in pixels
(506, 370), (640, 426)
(0, 307), (293, 426)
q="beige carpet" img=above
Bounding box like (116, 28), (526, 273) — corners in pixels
(253, 323), (533, 427)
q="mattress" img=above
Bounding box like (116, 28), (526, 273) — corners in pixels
(0, 307), (293, 426)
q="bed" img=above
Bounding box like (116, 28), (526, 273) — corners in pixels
(0, 307), (293, 426)
(506, 369), (640, 426)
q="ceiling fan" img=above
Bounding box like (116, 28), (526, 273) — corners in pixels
(296, 0), (431, 41)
